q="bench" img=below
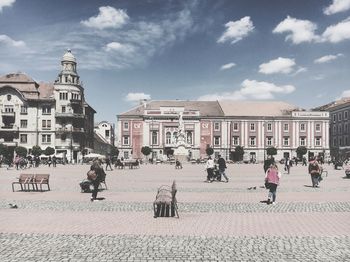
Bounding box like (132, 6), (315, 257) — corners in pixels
(33, 174), (50, 191)
(12, 174), (35, 192)
(153, 180), (179, 218)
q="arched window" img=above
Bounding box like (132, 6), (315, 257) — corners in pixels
(173, 132), (177, 143)
(152, 131), (158, 145)
(166, 132), (171, 144)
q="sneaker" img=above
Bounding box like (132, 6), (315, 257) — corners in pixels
(90, 197), (94, 202)
(267, 199), (271, 204)
(225, 180), (229, 183)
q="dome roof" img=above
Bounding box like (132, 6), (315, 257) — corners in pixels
(62, 49), (76, 62)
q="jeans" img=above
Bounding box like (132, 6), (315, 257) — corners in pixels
(91, 180), (100, 199)
(268, 183), (278, 202)
(219, 169), (229, 182)
(207, 168), (214, 181)
(311, 174), (320, 187)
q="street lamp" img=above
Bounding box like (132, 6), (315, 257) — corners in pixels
(150, 117), (154, 162)
(70, 125), (73, 164)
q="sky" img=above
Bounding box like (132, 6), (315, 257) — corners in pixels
(0, 0), (350, 123)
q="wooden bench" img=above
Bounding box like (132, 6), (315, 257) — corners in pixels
(12, 174), (35, 192)
(153, 180), (179, 218)
(33, 174), (50, 191)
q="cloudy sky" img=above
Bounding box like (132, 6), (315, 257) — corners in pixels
(0, 0), (350, 122)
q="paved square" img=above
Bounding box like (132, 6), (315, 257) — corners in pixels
(0, 163), (349, 261)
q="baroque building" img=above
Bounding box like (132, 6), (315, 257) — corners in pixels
(0, 50), (95, 162)
(117, 100), (330, 162)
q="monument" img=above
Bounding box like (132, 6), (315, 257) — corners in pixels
(174, 112), (189, 162)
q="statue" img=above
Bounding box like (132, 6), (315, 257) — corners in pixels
(176, 112), (186, 146)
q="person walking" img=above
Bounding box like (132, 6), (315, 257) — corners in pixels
(308, 157), (321, 188)
(264, 163), (281, 205)
(205, 156), (215, 182)
(285, 157), (291, 174)
(48, 156), (52, 167)
(52, 155), (57, 167)
(89, 160), (106, 201)
(217, 155), (229, 182)
(14, 155), (20, 170)
(105, 156), (113, 171)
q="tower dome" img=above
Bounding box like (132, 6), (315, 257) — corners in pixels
(62, 49), (76, 63)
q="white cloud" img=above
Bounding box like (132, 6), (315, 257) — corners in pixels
(125, 92), (151, 102)
(273, 16), (319, 44)
(104, 42), (135, 55)
(293, 67), (308, 75)
(259, 57), (296, 74)
(314, 53), (344, 63)
(217, 16), (254, 44)
(0, 34), (25, 47)
(198, 79), (295, 101)
(0, 0), (15, 12)
(324, 0), (350, 15)
(312, 75), (325, 81)
(81, 6), (129, 30)
(220, 62), (236, 70)
(340, 90), (350, 98)
(322, 17), (350, 43)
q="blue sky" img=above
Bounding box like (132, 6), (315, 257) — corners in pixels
(1, 0), (350, 123)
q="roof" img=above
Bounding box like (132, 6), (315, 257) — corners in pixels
(219, 100), (301, 117)
(313, 97), (350, 111)
(38, 82), (54, 99)
(119, 100), (224, 117)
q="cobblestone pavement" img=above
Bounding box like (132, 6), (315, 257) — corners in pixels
(0, 163), (349, 261)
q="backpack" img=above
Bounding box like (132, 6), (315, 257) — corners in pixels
(87, 170), (97, 181)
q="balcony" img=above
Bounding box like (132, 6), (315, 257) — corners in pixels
(0, 124), (17, 130)
(1, 111), (15, 117)
(70, 99), (82, 104)
(55, 112), (85, 118)
(56, 127), (84, 133)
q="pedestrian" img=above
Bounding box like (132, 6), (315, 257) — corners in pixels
(302, 156), (307, 166)
(52, 155), (57, 167)
(217, 154), (229, 182)
(264, 163), (281, 205)
(48, 156), (52, 167)
(14, 155), (20, 170)
(205, 156), (215, 182)
(89, 160), (106, 201)
(285, 157), (291, 174)
(308, 157), (321, 188)
(105, 156), (113, 171)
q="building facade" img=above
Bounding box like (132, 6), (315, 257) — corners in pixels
(93, 121), (115, 155)
(117, 100), (330, 162)
(0, 50), (95, 162)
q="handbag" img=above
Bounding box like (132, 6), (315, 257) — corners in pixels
(87, 170), (97, 181)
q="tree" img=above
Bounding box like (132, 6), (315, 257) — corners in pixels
(205, 146), (214, 156)
(266, 147), (277, 157)
(141, 146), (152, 157)
(110, 147), (119, 157)
(233, 146), (244, 161)
(44, 146), (55, 156)
(15, 146), (28, 157)
(31, 145), (42, 156)
(0, 144), (9, 158)
(296, 146), (307, 159)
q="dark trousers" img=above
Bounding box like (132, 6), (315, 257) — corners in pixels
(207, 168), (214, 181)
(91, 180), (100, 199)
(268, 183), (278, 202)
(106, 163), (113, 170)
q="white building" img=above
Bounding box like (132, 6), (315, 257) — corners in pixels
(0, 50), (95, 162)
(117, 100), (330, 162)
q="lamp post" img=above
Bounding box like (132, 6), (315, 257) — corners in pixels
(70, 125), (73, 164)
(150, 117), (154, 162)
(226, 120), (230, 160)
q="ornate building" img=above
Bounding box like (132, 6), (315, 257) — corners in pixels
(117, 100), (330, 162)
(0, 50), (95, 162)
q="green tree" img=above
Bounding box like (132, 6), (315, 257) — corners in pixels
(110, 147), (119, 157)
(141, 146), (152, 157)
(296, 146), (307, 159)
(44, 146), (55, 156)
(15, 146), (28, 157)
(31, 145), (42, 156)
(0, 144), (9, 158)
(233, 146), (244, 161)
(266, 147), (277, 157)
(205, 146), (214, 156)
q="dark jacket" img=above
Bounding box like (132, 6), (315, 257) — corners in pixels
(218, 157), (226, 170)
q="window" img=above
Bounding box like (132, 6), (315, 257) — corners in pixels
(214, 122), (220, 131)
(315, 137), (321, 147)
(333, 114), (336, 122)
(166, 132), (171, 144)
(62, 106), (66, 113)
(249, 137), (256, 146)
(20, 120), (27, 128)
(345, 136), (349, 146)
(4, 105), (14, 112)
(345, 123), (348, 133)
(42, 134), (51, 143)
(345, 111), (348, 120)
(152, 131), (158, 145)
(315, 123), (321, 132)
(233, 122), (238, 131)
(300, 137), (306, 146)
(42, 120), (51, 129)
(187, 131), (193, 144)
(7, 94), (11, 101)
(123, 151), (129, 159)
(300, 123), (306, 131)
(250, 123), (255, 131)
(338, 112), (342, 121)
(59, 92), (68, 100)
(233, 136), (239, 146)
(283, 123), (289, 132)
(123, 136), (129, 145)
(20, 106), (27, 114)
(333, 125), (337, 134)
(42, 106), (51, 114)
(214, 136), (220, 146)
(266, 137), (273, 146)
(333, 138), (337, 147)
(267, 123), (272, 132)
(339, 137), (342, 146)
(20, 134), (27, 143)
(105, 130), (110, 137)
(283, 137), (289, 146)
(338, 124), (342, 134)
(123, 122), (129, 130)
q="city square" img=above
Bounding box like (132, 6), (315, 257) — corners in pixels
(0, 162), (349, 261)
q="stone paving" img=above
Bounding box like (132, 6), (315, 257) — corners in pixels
(0, 163), (349, 261)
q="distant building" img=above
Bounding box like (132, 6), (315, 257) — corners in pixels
(117, 100), (330, 162)
(314, 98), (350, 152)
(0, 50), (95, 163)
(93, 121), (115, 155)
